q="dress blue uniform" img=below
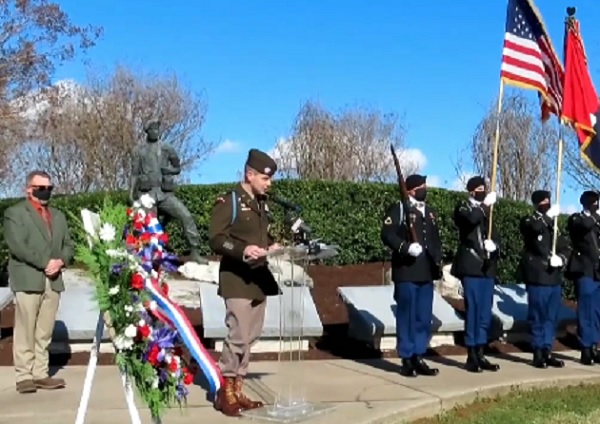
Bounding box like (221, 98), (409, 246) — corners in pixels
(381, 174), (443, 377)
(451, 176), (500, 373)
(517, 190), (568, 368)
(566, 190), (600, 365)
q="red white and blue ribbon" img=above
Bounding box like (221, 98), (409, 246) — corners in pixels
(134, 210), (224, 394)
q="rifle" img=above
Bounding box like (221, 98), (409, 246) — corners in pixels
(390, 144), (417, 242)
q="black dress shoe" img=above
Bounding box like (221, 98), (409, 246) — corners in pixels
(465, 347), (483, 373)
(477, 345), (500, 371)
(399, 358), (417, 377)
(411, 356), (439, 376)
(532, 349), (547, 369)
(592, 344), (600, 363)
(543, 350), (564, 368)
(581, 347), (594, 365)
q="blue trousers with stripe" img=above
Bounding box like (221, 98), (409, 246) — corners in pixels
(462, 277), (494, 347)
(576, 277), (600, 348)
(393, 281), (434, 359)
(526, 284), (561, 350)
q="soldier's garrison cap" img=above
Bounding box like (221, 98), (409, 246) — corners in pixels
(531, 190), (550, 205)
(466, 176), (486, 192)
(246, 149), (277, 177)
(405, 174), (426, 191)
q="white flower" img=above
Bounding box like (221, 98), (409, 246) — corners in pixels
(106, 248), (125, 258)
(151, 377), (159, 389)
(139, 194), (156, 209)
(124, 305), (134, 312)
(164, 353), (173, 364)
(138, 319), (146, 327)
(113, 335), (134, 351)
(108, 286), (119, 296)
(98, 223), (117, 243)
(124, 324), (137, 338)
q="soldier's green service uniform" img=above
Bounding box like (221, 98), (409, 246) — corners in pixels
(208, 149), (279, 387)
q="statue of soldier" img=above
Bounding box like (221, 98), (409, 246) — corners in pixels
(129, 120), (208, 265)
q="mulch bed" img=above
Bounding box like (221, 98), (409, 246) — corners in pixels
(0, 262), (583, 367)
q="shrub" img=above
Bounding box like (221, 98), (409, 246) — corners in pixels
(0, 180), (571, 294)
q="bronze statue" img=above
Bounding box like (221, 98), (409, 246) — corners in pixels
(129, 120), (208, 264)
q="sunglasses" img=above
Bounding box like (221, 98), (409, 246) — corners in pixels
(30, 185), (54, 192)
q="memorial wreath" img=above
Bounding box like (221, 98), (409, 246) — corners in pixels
(74, 194), (222, 420)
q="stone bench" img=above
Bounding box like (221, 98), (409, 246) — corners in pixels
(0, 287), (13, 338)
(52, 285), (110, 342)
(337, 285), (464, 351)
(490, 283), (577, 342)
(200, 284), (323, 353)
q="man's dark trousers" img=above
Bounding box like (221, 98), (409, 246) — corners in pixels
(526, 284), (561, 350)
(462, 277), (494, 346)
(576, 277), (600, 348)
(394, 281), (433, 359)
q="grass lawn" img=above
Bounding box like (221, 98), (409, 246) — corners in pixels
(412, 383), (600, 424)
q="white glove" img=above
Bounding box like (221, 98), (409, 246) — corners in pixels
(546, 204), (560, 219)
(484, 239), (497, 253)
(407, 243), (423, 257)
(483, 191), (497, 206)
(549, 255), (563, 268)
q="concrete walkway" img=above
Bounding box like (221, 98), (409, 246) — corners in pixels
(0, 351), (599, 424)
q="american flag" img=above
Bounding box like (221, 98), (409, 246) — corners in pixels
(500, 0), (564, 119)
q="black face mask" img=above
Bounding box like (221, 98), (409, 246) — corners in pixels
(536, 204), (550, 214)
(413, 188), (427, 202)
(32, 187), (52, 202)
(472, 191), (486, 202)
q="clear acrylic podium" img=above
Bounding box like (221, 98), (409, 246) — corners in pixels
(241, 243), (339, 423)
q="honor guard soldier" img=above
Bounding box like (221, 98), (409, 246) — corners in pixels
(208, 149), (281, 416)
(381, 174), (443, 377)
(451, 176), (500, 373)
(518, 190), (567, 368)
(566, 190), (600, 365)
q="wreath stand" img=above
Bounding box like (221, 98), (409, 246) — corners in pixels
(74, 312), (147, 424)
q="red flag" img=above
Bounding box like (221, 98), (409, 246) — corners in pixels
(561, 17), (600, 170)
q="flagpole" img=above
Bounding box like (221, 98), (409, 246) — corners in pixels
(551, 123), (564, 255)
(487, 79), (505, 240)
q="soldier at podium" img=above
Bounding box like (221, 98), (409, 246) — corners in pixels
(381, 174), (442, 377)
(208, 149), (281, 416)
(517, 190), (566, 368)
(566, 190), (600, 365)
(451, 176), (501, 373)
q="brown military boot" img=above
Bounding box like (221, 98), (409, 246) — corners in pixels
(235, 376), (264, 410)
(214, 377), (242, 417)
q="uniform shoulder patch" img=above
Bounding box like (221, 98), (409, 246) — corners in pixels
(384, 216), (392, 225)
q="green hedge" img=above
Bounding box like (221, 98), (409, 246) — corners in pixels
(0, 180), (570, 290)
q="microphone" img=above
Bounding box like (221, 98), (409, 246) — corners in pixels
(269, 194), (301, 212)
(292, 218), (312, 234)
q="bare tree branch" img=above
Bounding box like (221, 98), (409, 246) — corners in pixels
(467, 92), (559, 201)
(274, 100), (418, 182)
(9, 65), (214, 195)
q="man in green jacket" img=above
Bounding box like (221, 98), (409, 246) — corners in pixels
(4, 170), (74, 394)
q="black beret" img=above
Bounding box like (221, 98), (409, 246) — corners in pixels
(580, 190), (600, 205)
(531, 190), (551, 205)
(466, 176), (486, 192)
(246, 148), (277, 177)
(405, 174), (426, 191)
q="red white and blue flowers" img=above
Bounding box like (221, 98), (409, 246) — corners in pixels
(76, 194), (195, 420)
